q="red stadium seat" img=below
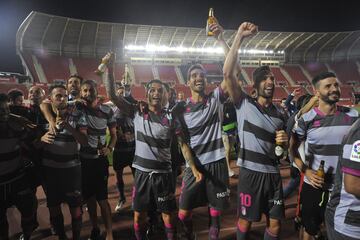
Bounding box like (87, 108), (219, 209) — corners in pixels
(158, 65), (178, 83)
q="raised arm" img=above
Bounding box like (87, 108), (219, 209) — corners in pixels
(222, 22), (258, 103)
(102, 53), (134, 115)
(40, 101), (57, 133)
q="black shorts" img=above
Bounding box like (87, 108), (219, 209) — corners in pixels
(81, 156), (109, 201)
(179, 159), (230, 211)
(0, 174), (37, 225)
(300, 182), (330, 236)
(237, 167), (284, 222)
(112, 150), (135, 170)
(43, 166), (82, 208)
(132, 169), (176, 213)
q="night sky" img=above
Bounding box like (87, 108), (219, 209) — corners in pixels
(0, 0), (359, 73)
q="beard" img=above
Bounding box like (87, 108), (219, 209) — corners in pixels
(70, 89), (79, 97)
(258, 88), (274, 99)
(82, 95), (96, 104)
(321, 91), (340, 104)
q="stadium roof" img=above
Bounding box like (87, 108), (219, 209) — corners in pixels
(17, 11), (360, 63)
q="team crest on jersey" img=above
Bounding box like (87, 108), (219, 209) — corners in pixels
(241, 206), (246, 216)
(350, 140), (360, 162)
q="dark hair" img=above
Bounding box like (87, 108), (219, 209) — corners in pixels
(296, 94), (313, 110)
(281, 98), (287, 101)
(49, 84), (67, 94)
(145, 79), (164, 91)
(0, 93), (9, 103)
(253, 65), (271, 89)
(7, 89), (24, 102)
(81, 79), (97, 89)
(311, 71), (336, 87)
(68, 74), (83, 84)
(186, 64), (206, 82)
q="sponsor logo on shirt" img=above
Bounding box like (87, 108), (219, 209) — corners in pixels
(350, 140), (360, 162)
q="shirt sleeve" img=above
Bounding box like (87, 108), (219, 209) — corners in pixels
(293, 115), (307, 141)
(342, 140), (360, 177)
(214, 86), (228, 104)
(107, 107), (117, 129)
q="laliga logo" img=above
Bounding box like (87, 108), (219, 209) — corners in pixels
(350, 140), (360, 162)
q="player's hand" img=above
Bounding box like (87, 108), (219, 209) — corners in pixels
(209, 18), (224, 40)
(292, 88), (302, 96)
(137, 100), (148, 113)
(305, 169), (324, 189)
(191, 167), (203, 182)
(41, 131), (55, 144)
(102, 52), (115, 67)
(99, 146), (111, 156)
(238, 22), (258, 38)
(275, 130), (288, 146)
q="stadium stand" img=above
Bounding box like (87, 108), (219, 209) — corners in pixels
(157, 65), (179, 83)
(133, 65), (154, 84)
(8, 11), (359, 106)
(282, 65), (311, 85)
(328, 61), (360, 84)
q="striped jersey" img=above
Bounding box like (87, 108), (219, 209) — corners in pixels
(235, 94), (287, 173)
(132, 110), (173, 173)
(178, 87), (226, 165)
(107, 102), (135, 153)
(0, 123), (26, 183)
(42, 102), (87, 168)
(79, 103), (117, 159)
(326, 118), (360, 239)
(294, 106), (358, 190)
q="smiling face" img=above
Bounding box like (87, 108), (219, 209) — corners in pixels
(147, 82), (165, 108)
(28, 86), (45, 106)
(67, 77), (81, 97)
(315, 77), (341, 104)
(81, 83), (97, 104)
(257, 73), (275, 99)
(187, 68), (207, 94)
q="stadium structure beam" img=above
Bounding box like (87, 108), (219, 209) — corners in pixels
(157, 27), (165, 45)
(110, 24), (114, 51)
(201, 35), (211, 49)
(180, 29), (190, 47)
(282, 33), (304, 61)
(254, 32), (272, 50)
(347, 33), (360, 61)
(290, 33), (315, 63)
(16, 12), (37, 82)
(41, 18), (52, 53)
(264, 32), (283, 50)
(134, 26), (140, 46)
(146, 26), (154, 46)
(303, 33), (327, 63)
(169, 28), (179, 47)
(191, 29), (203, 47)
(77, 23), (84, 57)
(59, 19), (69, 57)
(317, 32), (340, 62)
(94, 23), (100, 57)
(274, 32), (293, 51)
(243, 31), (260, 50)
(226, 31), (236, 47)
(331, 32), (352, 62)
